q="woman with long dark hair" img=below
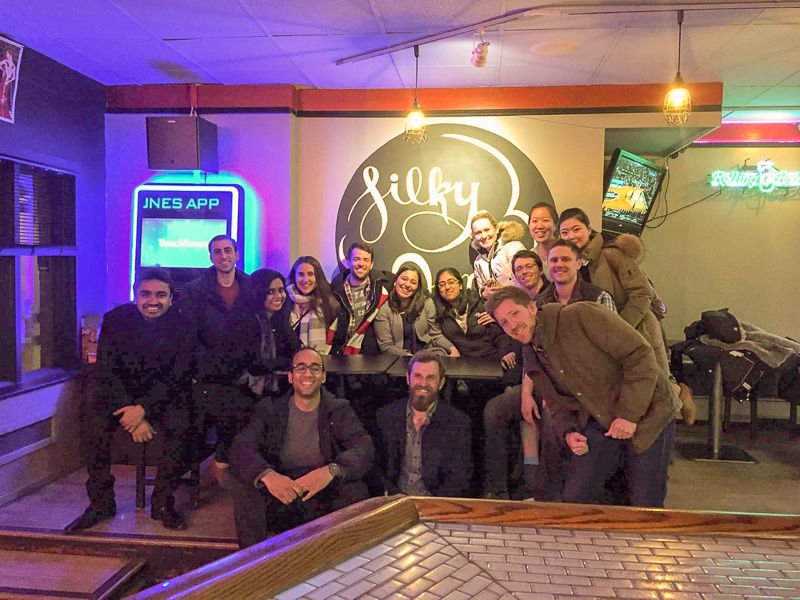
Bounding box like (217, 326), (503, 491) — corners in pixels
(287, 256), (340, 355)
(433, 267), (517, 383)
(558, 207), (694, 423)
(246, 268), (301, 396)
(373, 264), (456, 356)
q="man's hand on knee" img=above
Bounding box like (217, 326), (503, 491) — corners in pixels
(520, 392), (540, 423)
(605, 418), (637, 440)
(113, 405), (145, 432)
(294, 466), (334, 502)
(565, 432), (588, 455)
(130, 420), (155, 443)
(262, 471), (303, 505)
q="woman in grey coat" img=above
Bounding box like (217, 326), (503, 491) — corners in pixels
(373, 264), (456, 357)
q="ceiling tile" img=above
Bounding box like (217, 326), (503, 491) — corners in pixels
(3, 0), (153, 40)
(607, 25), (741, 66)
(693, 57), (800, 88)
(165, 37), (311, 85)
(109, 0), (265, 40)
(275, 34), (403, 88)
(242, 0), (380, 35)
(753, 8), (800, 24)
(373, 0), (503, 33)
(498, 59), (598, 87)
(62, 39), (218, 84)
(743, 87), (800, 107)
(591, 61), (679, 86)
(722, 86), (772, 108)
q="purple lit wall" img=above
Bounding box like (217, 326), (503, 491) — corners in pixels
(0, 47), (107, 317)
(104, 113), (293, 307)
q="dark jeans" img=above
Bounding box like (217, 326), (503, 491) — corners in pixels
(230, 467), (369, 548)
(483, 385), (565, 500)
(195, 383), (255, 464)
(82, 406), (191, 509)
(562, 419), (676, 508)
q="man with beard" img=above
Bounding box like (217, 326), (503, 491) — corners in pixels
(229, 347), (374, 548)
(486, 286), (677, 508)
(66, 268), (193, 532)
(375, 350), (472, 497)
(330, 242), (392, 355)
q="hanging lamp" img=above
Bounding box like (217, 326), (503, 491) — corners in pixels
(664, 10), (691, 125)
(404, 45), (427, 143)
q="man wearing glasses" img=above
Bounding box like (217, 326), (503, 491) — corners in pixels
(229, 347), (374, 548)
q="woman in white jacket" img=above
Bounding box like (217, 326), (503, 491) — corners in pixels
(470, 210), (526, 299)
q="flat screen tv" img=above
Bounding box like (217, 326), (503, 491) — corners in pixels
(601, 149), (666, 236)
(139, 217), (227, 268)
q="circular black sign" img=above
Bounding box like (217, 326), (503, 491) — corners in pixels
(335, 123), (553, 287)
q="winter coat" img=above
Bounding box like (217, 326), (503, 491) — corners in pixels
(373, 296), (454, 356)
(329, 269), (393, 355)
(523, 302), (678, 453)
(229, 389), (374, 485)
(376, 398), (472, 497)
(472, 220), (526, 291)
(581, 232), (670, 375)
(434, 291), (512, 360)
(175, 266), (260, 385)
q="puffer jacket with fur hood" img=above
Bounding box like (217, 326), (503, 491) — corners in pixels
(472, 220), (526, 292)
(582, 232), (671, 375)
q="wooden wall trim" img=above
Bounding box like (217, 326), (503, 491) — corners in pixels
(106, 82), (723, 115)
(412, 497), (800, 538)
(129, 495), (419, 600)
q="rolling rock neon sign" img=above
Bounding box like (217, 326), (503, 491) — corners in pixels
(710, 160), (800, 194)
(335, 124), (553, 286)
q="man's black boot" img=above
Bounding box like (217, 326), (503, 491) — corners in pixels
(64, 503), (116, 532)
(151, 493), (187, 530)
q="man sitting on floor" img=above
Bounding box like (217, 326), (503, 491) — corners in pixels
(486, 285), (678, 508)
(66, 268), (194, 532)
(375, 350), (472, 497)
(229, 347), (374, 548)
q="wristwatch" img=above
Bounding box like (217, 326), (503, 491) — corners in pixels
(328, 463), (343, 479)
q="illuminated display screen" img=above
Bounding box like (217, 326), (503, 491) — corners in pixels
(131, 183), (244, 298)
(602, 150), (665, 236)
(140, 218), (227, 268)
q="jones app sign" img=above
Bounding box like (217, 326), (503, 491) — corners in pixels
(335, 124), (553, 287)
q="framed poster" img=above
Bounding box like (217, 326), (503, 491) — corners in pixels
(0, 35), (23, 124)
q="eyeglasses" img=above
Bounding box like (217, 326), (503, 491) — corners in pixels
(292, 363), (324, 374)
(437, 279), (460, 289)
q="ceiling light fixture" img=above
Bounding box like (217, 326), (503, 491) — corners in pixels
(664, 10), (691, 125)
(471, 29), (489, 67)
(404, 45), (427, 144)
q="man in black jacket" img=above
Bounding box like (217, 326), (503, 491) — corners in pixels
(66, 268), (193, 532)
(375, 350), (472, 497)
(229, 347), (374, 548)
(175, 235), (260, 481)
(330, 242), (393, 355)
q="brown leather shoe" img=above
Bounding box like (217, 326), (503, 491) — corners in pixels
(678, 383), (697, 426)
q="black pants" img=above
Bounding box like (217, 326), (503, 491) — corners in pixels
(81, 405), (191, 509)
(230, 467), (369, 548)
(194, 383), (255, 464)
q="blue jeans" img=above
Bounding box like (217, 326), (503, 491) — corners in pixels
(562, 418), (675, 508)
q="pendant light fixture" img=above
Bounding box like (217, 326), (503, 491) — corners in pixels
(664, 10), (691, 125)
(404, 45), (427, 143)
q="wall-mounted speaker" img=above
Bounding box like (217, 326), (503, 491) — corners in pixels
(146, 116), (219, 173)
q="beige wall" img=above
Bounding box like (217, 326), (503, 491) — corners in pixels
(641, 146), (800, 341)
(295, 115), (606, 275)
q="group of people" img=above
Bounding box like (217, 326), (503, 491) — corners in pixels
(65, 202), (696, 550)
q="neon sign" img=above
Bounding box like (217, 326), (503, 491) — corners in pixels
(710, 160), (800, 193)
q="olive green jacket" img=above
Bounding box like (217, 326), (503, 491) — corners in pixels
(523, 302), (678, 453)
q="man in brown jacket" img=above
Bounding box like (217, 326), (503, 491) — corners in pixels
(486, 286), (678, 508)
